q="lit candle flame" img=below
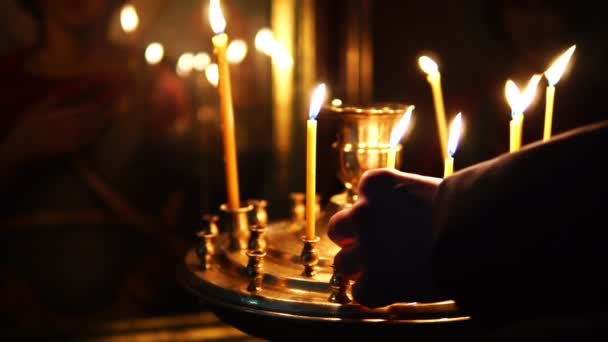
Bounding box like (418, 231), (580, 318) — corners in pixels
(209, 0), (226, 34)
(144, 42), (164, 65)
(447, 113), (462, 157)
(418, 56), (439, 76)
(545, 45), (576, 86)
(227, 39), (248, 64)
(205, 63), (219, 87)
(308, 84), (327, 120)
(389, 105), (414, 148)
(331, 98), (343, 107)
(120, 4), (139, 33)
(505, 74), (542, 117)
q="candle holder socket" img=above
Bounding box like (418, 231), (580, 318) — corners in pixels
(220, 203), (254, 251)
(300, 236), (320, 277)
(247, 199), (268, 227)
(290, 193), (322, 224)
(196, 229), (217, 271)
(246, 250), (266, 292)
(247, 224), (267, 253)
(328, 266), (352, 304)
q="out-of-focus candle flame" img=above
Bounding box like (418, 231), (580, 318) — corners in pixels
(505, 75), (542, 117)
(545, 45), (576, 86)
(418, 56), (439, 76)
(255, 28), (275, 55)
(145, 42), (164, 65)
(205, 63), (219, 87)
(331, 98), (343, 107)
(193, 52), (211, 71)
(209, 0), (226, 34)
(254, 28), (293, 69)
(176, 52), (194, 76)
(308, 84), (326, 120)
(447, 113), (462, 157)
(389, 105), (414, 148)
(227, 39), (248, 64)
(120, 4), (139, 33)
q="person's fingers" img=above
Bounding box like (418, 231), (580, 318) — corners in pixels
(358, 168), (403, 200)
(333, 243), (362, 280)
(327, 200), (368, 247)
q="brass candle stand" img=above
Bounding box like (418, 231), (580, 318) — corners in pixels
(182, 104), (474, 340)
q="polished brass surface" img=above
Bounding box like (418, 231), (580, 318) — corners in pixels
(328, 267), (352, 304)
(195, 230), (217, 271)
(184, 212), (470, 338)
(330, 103), (409, 205)
(246, 250), (266, 292)
(247, 224), (267, 253)
(247, 199), (268, 228)
(300, 236), (321, 277)
(219, 203), (254, 251)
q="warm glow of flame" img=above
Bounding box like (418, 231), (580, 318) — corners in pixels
(521, 74), (542, 110)
(145, 42), (164, 65)
(193, 52), (211, 71)
(255, 28), (275, 55)
(389, 106), (414, 148)
(209, 0), (226, 34)
(120, 4), (139, 33)
(308, 84), (327, 120)
(331, 98), (343, 107)
(255, 28), (293, 69)
(447, 113), (462, 157)
(176, 52), (194, 76)
(418, 56), (439, 75)
(545, 45), (576, 86)
(272, 47), (294, 69)
(227, 39), (248, 64)
(505, 80), (520, 116)
(505, 75), (542, 117)
(205, 63), (219, 87)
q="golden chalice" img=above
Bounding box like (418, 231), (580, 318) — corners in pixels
(331, 103), (406, 206)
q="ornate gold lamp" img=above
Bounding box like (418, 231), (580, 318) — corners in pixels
(181, 104), (472, 340)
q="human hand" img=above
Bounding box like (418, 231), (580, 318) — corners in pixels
(327, 168), (442, 307)
(1, 95), (113, 165)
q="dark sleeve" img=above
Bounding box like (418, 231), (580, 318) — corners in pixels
(431, 120), (608, 323)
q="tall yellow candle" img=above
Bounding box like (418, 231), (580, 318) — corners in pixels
(543, 45), (576, 141)
(543, 86), (555, 141)
(444, 113), (462, 178)
(305, 84), (326, 240)
(509, 113), (523, 152)
(387, 105), (414, 169)
(419, 56), (448, 160)
(505, 75), (542, 152)
(210, 0), (240, 210)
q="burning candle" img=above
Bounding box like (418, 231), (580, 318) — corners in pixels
(505, 75), (542, 152)
(209, 0), (240, 210)
(418, 56), (448, 160)
(543, 45), (576, 141)
(387, 105), (414, 169)
(444, 113), (462, 178)
(305, 84), (326, 240)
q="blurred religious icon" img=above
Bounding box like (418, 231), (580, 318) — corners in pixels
(0, 0), (198, 333)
